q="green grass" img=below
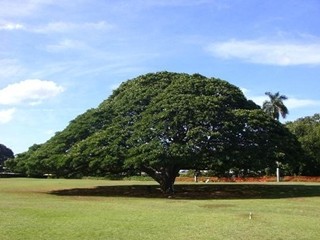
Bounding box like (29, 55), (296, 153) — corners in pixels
(1, 178), (320, 240)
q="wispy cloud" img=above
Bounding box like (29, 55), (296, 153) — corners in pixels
(44, 129), (56, 136)
(207, 39), (320, 66)
(286, 98), (320, 109)
(0, 0), (56, 18)
(0, 108), (15, 124)
(34, 21), (114, 33)
(0, 20), (114, 33)
(242, 89), (320, 109)
(0, 59), (25, 81)
(139, 0), (214, 7)
(0, 79), (64, 106)
(45, 39), (87, 52)
(0, 22), (25, 30)
(123, 0), (228, 10)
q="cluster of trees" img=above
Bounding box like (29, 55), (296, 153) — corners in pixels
(3, 72), (319, 192)
(262, 92), (320, 175)
(286, 114), (320, 175)
(0, 144), (14, 171)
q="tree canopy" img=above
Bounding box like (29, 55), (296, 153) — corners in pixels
(0, 143), (14, 171)
(286, 114), (320, 175)
(6, 72), (303, 193)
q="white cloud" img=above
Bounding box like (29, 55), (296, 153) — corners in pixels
(44, 129), (56, 135)
(0, 22), (25, 30)
(0, 20), (112, 33)
(34, 21), (114, 33)
(35, 22), (78, 33)
(84, 21), (113, 30)
(240, 87), (249, 95)
(0, 0), (57, 18)
(141, 0), (214, 7)
(0, 59), (25, 80)
(46, 39), (86, 52)
(117, 0), (224, 10)
(0, 108), (16, 124)
(243, 92), (320, 110)
(286, 98), (320, 109)
(207, 39), (320, 66)
(0, 79), (64, 106)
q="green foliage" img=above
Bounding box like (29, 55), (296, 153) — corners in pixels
(263, 92), (289, 120)
(286, 114), (320, 175)
(0, 143), (14, 171)
(10, 72), (303, 192)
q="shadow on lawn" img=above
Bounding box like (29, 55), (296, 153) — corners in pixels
(49, 183), (320, 200)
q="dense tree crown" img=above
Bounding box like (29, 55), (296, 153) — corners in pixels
(286, 114), (320, 175)
(0, 143), (14, 171)
(6, 72), (303, 192)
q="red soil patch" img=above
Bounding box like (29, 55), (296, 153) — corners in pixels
(176, 176), (320, 183)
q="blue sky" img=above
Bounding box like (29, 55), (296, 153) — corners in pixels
(1, 0), (320, 154)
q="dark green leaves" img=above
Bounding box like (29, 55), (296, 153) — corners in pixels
(9, 72), (302, 185)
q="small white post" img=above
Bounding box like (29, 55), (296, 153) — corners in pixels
(276, 167), (280, 182)
(194, 170), (199, 182)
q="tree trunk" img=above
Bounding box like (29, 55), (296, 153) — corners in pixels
(141, 165), (179, 195)
(158, 173), (176, 194)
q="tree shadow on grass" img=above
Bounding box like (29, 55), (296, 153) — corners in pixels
(49, 183), (320, 200)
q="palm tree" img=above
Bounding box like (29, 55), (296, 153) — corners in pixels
(262, 92), (289, 121)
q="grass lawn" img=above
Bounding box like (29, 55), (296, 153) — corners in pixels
(0, 178), (320, 240)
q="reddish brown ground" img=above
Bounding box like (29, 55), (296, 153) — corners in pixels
(176, 176), (320, 183)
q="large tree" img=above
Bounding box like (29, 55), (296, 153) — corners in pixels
(0, 143), (14, 171)
(262, 92), (289, 120)
(7, 72), (302, 193)
(286, 114), (320, 175)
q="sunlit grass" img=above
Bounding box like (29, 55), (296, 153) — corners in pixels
(0, 178), (319, 240)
